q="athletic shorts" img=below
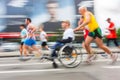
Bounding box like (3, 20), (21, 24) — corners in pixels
(88, 28), (102, 39)
(21, 42), (24, 45)
(41, 42), (47, 47)
(24, 38), (36, 46)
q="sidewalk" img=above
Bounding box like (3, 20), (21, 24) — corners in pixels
(0, 47), (120, 58)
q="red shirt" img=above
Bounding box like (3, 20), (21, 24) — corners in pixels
(84, 29), (89, 39)
(106, 22), (117, 39)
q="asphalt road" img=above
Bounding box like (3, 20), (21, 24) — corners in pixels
(0, 54), (120, 80)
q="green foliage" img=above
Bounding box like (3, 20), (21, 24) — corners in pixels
(116, 28), (120, 41)
(117, 28), (120, 37)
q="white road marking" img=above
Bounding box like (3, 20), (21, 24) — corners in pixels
(0, 62), (53, 67)
(0, 69), (64, 74)
(102, 66), (120, 69)
(0, 58), (119, 67)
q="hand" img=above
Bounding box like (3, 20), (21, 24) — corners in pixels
(73, 29), (77, 32)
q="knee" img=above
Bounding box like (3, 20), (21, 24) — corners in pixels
(84, 42), (90, 48)
(19, 48), (22, 51)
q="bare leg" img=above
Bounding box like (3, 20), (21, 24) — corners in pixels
(39, 46), (42, 50)
(28, 47), (33, 54)
(45, 46), (50, 50)
(94, 37), (111, 55)
(95, 37), (118, 63)
(32, 45), (41, 57)
(19, 45), (23, 56)
(82, 41), (94, 52)
(84, 36), (94, 54)
(84, 36), (96, 63)
(23, 45), (29, 56)
(82, 42), (85, 49)
(82, 41), (97, 60)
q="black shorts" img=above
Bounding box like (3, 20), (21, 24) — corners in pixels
(21, 42), (24, 45)
(41, 42), (47, 47)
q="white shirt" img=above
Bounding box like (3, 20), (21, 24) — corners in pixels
(63, 28), (75, 40)
(40, 31), (47, 42)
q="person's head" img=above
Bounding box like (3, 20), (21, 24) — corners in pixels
(25, 18), (32, 25)
(106, 18), (111, 23)
(61, 20), (70, 30)
(20, 24), (26, 30)
(78, 6), (87, 15)
(39, 25), (44, 32)
(46, 0), (58, 17)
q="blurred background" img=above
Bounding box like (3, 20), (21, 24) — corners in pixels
(0, 0), (120, 52)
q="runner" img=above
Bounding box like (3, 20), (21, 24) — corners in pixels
(78, 16), (97, 61)
(23, 18), (41, 58)
(19, 24), (27, 57)
(39, 25), (50, 50)
(106, 18), (120, 48)
(74, 6), (118, 64)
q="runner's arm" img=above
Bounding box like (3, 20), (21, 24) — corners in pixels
(30, 25), (37, 33)
(44, 33), (48, 40)
(107, 26), (115, 30)
(74, 13), (90, 31)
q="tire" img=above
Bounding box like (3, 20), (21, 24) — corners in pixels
(58, 43), (83, 68)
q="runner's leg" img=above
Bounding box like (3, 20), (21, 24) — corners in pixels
(95, 37), (111, 54)
(84, 36), (94, 54)
(19, 44), (23, 56)
(23, 44), (29, 56)
(95, 37), (118, 63)
(32, 45), (42, 57)
(113, 38), (120, 48)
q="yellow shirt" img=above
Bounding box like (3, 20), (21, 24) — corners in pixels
(83, 12), (99, 32)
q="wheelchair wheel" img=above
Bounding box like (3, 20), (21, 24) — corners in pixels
(58, 44), (83, 68)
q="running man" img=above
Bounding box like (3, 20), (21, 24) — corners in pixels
(106, 18), (120, 48)
(78, 16), (97, 60)
(74, 7), (118, 63)
(23, 18), (41, 57)
(19, 24), (28, 57)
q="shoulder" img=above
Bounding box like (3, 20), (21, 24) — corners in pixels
(23, 29), (27, 32)
(28, 23), (35, 28)
(23, 29), (27, 33)
(29, 23), (34, 26)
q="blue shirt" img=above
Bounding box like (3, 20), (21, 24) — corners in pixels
(20, 29), (28, 42)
